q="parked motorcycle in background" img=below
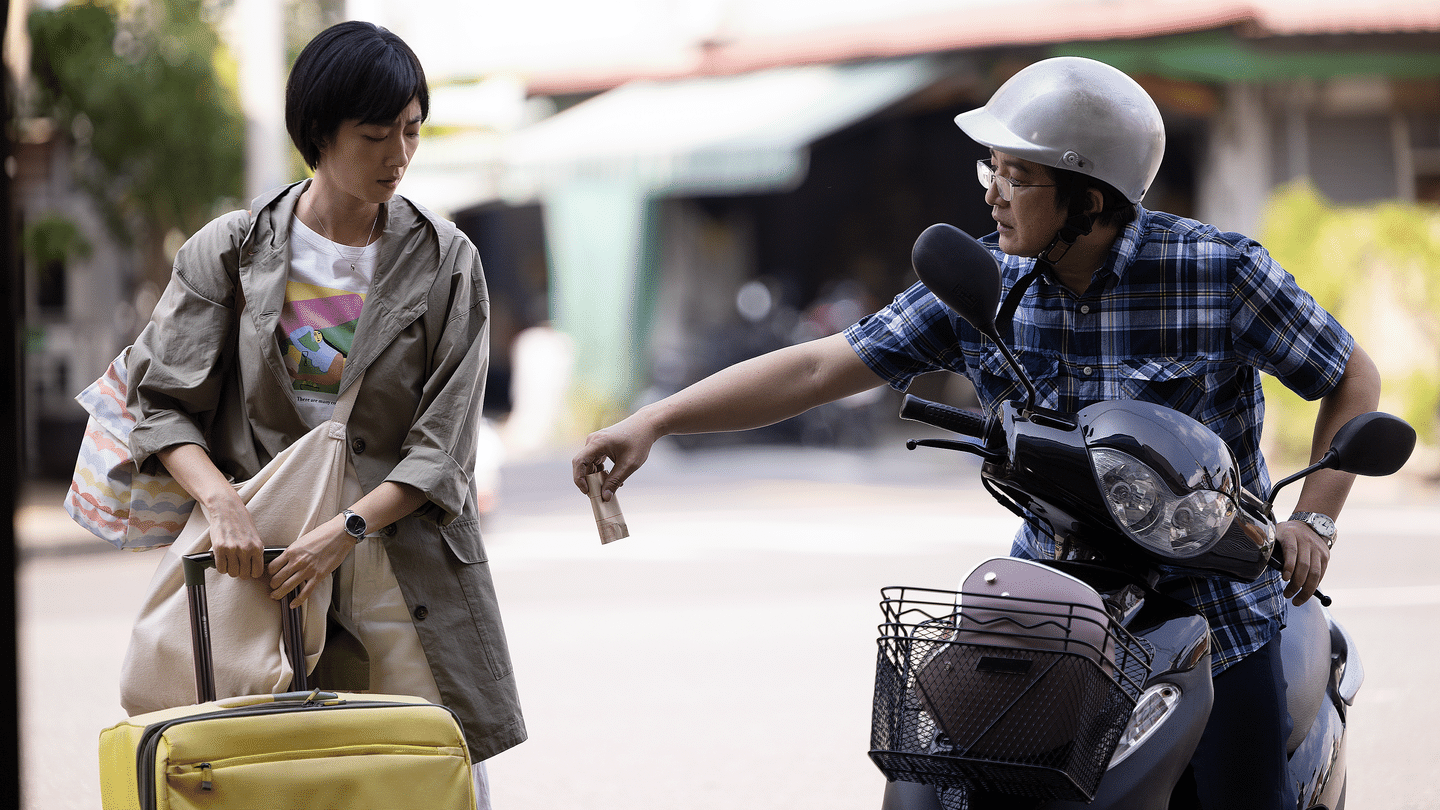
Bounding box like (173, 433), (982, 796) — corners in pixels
(870, 224), (1416, 810)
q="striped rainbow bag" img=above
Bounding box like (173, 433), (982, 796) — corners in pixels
(64, 347), (195, 550)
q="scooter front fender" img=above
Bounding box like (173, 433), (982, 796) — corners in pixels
(880, 779), (944, 810)
(1047, 660), (1213, 810)
(1290, 700), (1346, 810)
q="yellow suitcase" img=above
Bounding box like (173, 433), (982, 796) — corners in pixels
(99, 551), (474, 810)
(99, 690), (474, 810)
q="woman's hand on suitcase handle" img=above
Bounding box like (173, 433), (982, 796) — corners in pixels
(205, 492), (267, 580)
(267, 519), (354, 607)
(158, 443), (266, 580)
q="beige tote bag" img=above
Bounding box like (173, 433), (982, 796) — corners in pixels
(120, 375), (365, 714)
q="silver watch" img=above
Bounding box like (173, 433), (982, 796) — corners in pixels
(1289, 511), (1336, 549)
(341, 509), (368, 539)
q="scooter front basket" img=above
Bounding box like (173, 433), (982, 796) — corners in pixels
(868, 582), (1151, 803)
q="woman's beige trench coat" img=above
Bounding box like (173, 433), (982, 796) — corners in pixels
(126, 181), (526, 761)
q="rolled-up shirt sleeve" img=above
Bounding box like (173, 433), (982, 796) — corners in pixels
(844, 281), (968, 392)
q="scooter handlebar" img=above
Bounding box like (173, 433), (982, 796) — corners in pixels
(900, 395), (988, 438)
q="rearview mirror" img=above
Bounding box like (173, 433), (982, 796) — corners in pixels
(911, 223), (1037, 411)
(1324, 411), (1416, 477)
(1266, 411), (1416, 510)
(911, 223), (1003, 338)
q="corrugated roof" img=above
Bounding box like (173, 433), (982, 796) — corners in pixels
(524, 0), (1440, 95)
(1255, 0), (1440, 35)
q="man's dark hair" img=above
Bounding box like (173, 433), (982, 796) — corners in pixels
(285, 21), (430, 170)
(1050, 167), (1136, 230)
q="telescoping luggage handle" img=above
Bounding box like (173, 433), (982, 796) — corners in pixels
(181, 549), (307, 703)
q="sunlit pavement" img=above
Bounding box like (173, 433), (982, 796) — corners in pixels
(18, 436), (1440, 809)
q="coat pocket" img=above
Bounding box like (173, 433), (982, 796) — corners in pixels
(435, 518), (513, 681)
(440, 517), (488, 564)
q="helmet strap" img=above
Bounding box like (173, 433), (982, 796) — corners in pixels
(1038, 212), (1095, 267)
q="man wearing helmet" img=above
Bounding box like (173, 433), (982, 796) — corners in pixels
(573, 56), (1380, 808)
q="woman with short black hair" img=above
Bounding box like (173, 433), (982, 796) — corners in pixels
(124, 21), (525, 806)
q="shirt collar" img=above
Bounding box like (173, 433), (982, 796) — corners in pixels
(1104, 204), (1153, 282)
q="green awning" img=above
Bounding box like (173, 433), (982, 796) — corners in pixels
(1055, 31), (1440, 83)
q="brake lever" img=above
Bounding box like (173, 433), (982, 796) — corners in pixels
(905, 437), (999, 461)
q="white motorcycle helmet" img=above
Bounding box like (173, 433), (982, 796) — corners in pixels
(955, 57), (1165, 204)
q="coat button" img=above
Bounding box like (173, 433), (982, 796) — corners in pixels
(350, 437), (366, 454)
(412, 605), (429, 621)
(382, 524), (397, 537)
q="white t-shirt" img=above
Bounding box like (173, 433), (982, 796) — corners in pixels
(280, 216), (378, 427)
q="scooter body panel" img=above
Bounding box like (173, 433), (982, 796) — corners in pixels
(1048, 661), (1213, 810)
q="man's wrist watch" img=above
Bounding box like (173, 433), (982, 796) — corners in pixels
(341, 509), (368, 540)
(1289, 511), (1336, 549)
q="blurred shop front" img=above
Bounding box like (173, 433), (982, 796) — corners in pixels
(451, 57), (1007, 448)
(497, 57), (958, 435)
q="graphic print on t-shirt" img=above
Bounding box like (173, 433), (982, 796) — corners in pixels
(279, 280), (365, 403)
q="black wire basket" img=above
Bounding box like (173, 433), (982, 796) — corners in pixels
(869, 584), (1152, 803)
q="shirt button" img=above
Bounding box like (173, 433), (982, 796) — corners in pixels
(1083, 366), (1094, 376)
(350, 438), (366, 454)
(1080, 304), (1091, 315)
(412, 605), (429, 621)
(382, 524), (397, 537)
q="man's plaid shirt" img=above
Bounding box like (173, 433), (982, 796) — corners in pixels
(845, 206), (1354, 673)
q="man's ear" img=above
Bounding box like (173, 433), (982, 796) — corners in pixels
(1084, 187), (1105, 217)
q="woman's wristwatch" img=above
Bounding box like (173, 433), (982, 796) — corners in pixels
(341, 509), (368, 540)
(1289, 511), (1336, 549)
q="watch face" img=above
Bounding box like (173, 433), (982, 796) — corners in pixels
(344, 512), (367, 537)
(1298, 512), (1334, 537)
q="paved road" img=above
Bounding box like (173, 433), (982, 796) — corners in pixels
(17, 438), (1440, 809)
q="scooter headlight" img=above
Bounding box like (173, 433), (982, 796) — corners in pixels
(1091, 448), (1236, 558)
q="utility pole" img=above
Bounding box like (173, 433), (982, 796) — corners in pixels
(236, 0), (288, 201)
(2, 0), (23, 803)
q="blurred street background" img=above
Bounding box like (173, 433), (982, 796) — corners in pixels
(6, 0), (1440, 806)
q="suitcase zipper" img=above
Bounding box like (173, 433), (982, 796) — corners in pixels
(136, 700), (465, 810)
(168, 743), (468, 792)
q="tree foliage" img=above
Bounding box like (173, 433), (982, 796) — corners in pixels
(1258, 183), (1440, 467)
(28, 0), (244, 288)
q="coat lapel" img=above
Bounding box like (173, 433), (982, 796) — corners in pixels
(338, 197), (441, 389)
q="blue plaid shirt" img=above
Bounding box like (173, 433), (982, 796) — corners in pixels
(845, 206), (1354, 673)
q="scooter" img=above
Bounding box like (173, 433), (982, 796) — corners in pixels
(871, 224), (1416, 810)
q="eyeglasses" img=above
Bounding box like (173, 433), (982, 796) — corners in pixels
(977, 160), (1056, 202)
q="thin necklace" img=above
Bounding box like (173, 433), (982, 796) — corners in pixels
(314, 206), (381, 272)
